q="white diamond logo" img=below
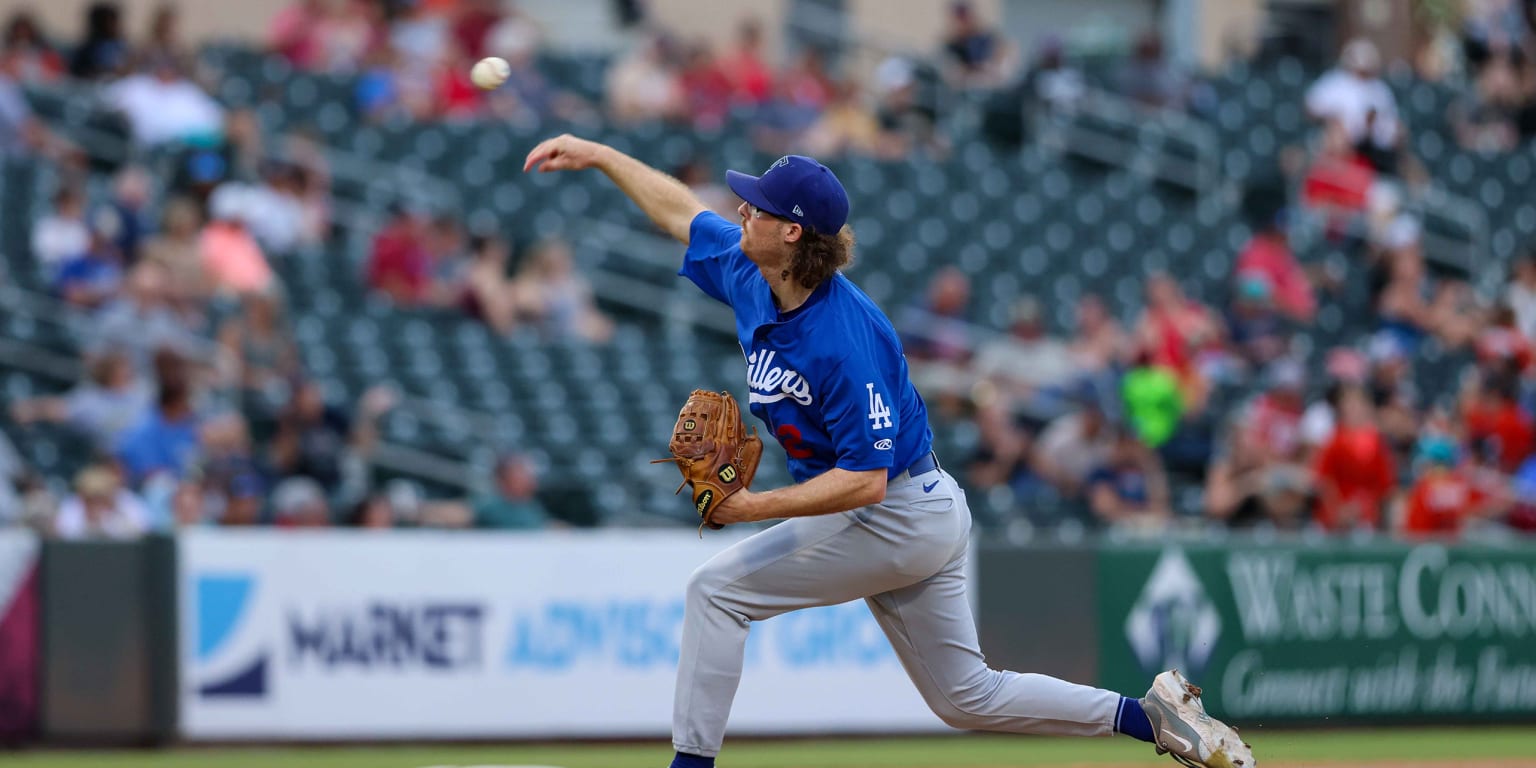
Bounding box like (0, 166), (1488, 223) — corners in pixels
(792, 205), (804, 217)
(1125, 548), (1221, 677)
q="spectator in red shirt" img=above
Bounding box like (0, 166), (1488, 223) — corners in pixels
(3, 11), (65, 83)
(366, 204), (432, 305)
(1241, 358), (1308, 465)
(719, 18), (773, 105)
(679, 40), (733, 130)
(1301, 120), (1375, 227)
(1136, 273), (1225, 412)
(452, 0), (503, 60)
(1402, 435), (1499, 538)
(1312, 385), (1397, 531)
(1236, 215), (1315, 322)
(1461, 371), (1534, 473)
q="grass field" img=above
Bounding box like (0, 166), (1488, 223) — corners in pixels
(9, 728), (1536, 768)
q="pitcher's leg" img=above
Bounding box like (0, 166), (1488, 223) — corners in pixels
(673, 511), (940, 757)
(865, 554), (1120, 736)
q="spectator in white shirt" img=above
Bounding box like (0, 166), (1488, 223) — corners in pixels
(106, 54), (223, 147)
(54, 464), (152, 539)
(31, 185), (90, 280)
(1305, 38), (1402, 172)
(1508, 253), (1536, 342)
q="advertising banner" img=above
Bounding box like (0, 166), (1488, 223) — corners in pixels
(179, 529), (945, 740)
(1098, 542), (1536, 722)
(0, 530), (39, 741)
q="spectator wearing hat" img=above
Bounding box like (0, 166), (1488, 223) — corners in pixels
(1312, 384), (1397, 532)
(54, 464), (151, 539)
(1240, 358), (1309, 466)
(271, 475), (330, 528)
(1305, 38), (1403, 173)
(1235, 211), (1315, 323)
(1226, 272), (1288, 367)
(974, 295), (1078, 406)
(200, 183), (275, 297)
(1401, 433), (1504, 538)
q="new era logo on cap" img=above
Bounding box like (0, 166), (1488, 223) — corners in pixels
(726, 155), (850, 234)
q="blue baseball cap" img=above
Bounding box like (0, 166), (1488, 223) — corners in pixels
(726, 155), (850, 235)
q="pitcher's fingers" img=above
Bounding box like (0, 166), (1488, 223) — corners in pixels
(522, 143), (557, 172)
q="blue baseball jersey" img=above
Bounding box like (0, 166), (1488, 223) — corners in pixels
(679, 211), (933, 484)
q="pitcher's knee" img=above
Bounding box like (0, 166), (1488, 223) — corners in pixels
(928, 698), (994, 730)
(925, 676), (1002, 730)
(686, 558), (736, 606)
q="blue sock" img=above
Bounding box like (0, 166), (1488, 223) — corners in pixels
(670, 751), (715, 768)
(1115, 696), (1155, 743)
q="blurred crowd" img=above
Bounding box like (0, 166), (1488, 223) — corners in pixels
(2, 0), (1536, 541)
(0, 0), (624, 538)
(901, 9), (1536, 540)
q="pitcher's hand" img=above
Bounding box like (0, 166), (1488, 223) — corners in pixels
(523, 134), (608, 173)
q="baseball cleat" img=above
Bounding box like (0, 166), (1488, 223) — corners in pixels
(1143, 669), (1255, 768)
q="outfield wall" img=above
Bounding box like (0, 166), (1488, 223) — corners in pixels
(6, 530), (1536, 745)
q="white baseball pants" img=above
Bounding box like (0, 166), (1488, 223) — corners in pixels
(672, 468), (1121, 757)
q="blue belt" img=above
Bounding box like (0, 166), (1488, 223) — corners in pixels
(904, 451), (939, 479)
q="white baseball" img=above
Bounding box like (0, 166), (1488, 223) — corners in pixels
(470, 56), (511, 90)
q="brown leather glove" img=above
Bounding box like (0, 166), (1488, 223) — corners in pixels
(653, 389), (763, 531)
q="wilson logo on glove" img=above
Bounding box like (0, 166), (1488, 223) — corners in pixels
(653, 390), (763, 534)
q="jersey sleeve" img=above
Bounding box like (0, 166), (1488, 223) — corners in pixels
(818, 345), (900, 473)
(678, 210), (751, 307)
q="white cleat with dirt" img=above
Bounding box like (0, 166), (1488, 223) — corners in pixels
(1142, 669), (1256, 768)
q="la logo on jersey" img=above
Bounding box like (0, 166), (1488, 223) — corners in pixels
(747, 349), (814, 405)
(867, 383), (892, 430)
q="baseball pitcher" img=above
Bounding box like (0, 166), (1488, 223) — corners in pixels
(523, 135), (1254, 768)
